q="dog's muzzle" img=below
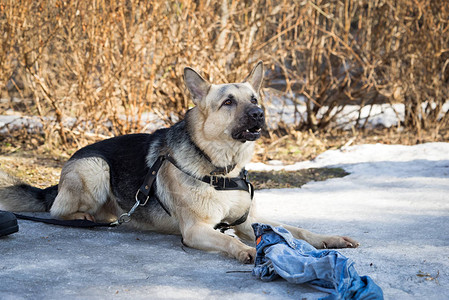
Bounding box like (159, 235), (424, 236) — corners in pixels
(232, 106), (265, 142)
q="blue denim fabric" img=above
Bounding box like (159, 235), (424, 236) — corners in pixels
(252, 223), (383, 300)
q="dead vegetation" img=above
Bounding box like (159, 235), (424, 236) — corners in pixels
(0, 0), (448, 153)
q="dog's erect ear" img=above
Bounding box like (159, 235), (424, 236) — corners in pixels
(184, 67), (211, 105)
(244, 61), (264, 93)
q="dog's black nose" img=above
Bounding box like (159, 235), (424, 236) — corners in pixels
(248, 106), (264, 122)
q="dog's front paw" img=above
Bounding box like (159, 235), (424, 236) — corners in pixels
(236, 247), (256, 264)
(322, 236), (360, 249)
(62, 212), (96, 222)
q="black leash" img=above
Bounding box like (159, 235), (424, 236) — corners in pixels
(13, 213), (116, 228)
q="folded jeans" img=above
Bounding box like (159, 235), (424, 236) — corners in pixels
(252, 223), (383, 300)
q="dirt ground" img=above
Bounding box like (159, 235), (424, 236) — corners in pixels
(0, 126), (447, 189)
(0, 150), (348, 190)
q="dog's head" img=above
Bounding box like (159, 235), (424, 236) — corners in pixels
(184, 62), (265, 143)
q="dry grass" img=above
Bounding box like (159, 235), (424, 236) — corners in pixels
(0, 153), (62, 188)
(0, 0), (447, 151)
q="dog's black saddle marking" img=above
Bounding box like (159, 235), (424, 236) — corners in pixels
(140, 154), (254, 230)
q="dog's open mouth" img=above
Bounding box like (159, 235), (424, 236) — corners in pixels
(233, 126), (262, 142)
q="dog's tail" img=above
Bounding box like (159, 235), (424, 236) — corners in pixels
(0, 171), (58, 212)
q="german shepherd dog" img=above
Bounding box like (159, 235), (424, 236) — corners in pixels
(0, 62), (358, 263)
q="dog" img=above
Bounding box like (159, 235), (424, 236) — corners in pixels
(0, 62), (358, 263)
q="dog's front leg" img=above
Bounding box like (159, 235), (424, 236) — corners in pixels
(180, 222), (256, 264)
(235, 212), (359, 249)
(260, 219), (359, 249)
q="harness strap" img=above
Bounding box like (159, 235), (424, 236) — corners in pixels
(149, 185), (171, 216)
(136, 154), (253, 219)
(162, 154), (254, 232)
(165, 154), (254, 198)
(214, 210), (250, 233)
(138, 156), (165, 200)
(135, 156), (172, 216)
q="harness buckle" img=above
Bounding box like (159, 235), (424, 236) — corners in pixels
(135, 190), (150, 206)
(242, 169), (249, 182)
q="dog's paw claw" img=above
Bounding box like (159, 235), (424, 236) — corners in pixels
(321, 236), (359, 249)
(237, 248), (256, 264)
(64, 212), (96, 222)
(342, 236), (360, 248)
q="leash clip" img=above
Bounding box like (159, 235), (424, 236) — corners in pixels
(110, 192), (144, 226)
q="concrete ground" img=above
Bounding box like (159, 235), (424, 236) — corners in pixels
(1, 143), (448, 299)
(0, 216), (330, 299)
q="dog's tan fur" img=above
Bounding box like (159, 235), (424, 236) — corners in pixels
(0, 62), (359, 263)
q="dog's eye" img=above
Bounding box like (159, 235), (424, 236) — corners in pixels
(223, 99), (233, 106)
(250, 97), (258, 105)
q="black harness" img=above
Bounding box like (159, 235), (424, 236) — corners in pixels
(137, 153), (254, 231)
(14, 131), (254, 231)
(14, 155), (254, 231)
